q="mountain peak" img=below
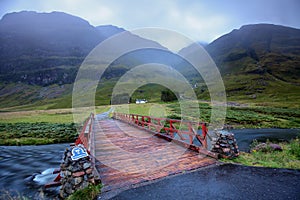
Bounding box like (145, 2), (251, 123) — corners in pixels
(0, 10), (91, 28)
(206, 23), (300, 84)
(96, 25), (125, 37)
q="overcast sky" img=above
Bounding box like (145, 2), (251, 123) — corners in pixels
(1, 0), (299, 43)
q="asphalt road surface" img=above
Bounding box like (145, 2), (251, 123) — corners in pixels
(108, 164), (300, 200)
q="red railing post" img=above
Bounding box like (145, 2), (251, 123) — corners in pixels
(201, 123), (208, 149)
(148, 117), (151, 129)
(169, 120), (174, 138)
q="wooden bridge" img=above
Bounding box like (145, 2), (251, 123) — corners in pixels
(50, 112), (219, 195)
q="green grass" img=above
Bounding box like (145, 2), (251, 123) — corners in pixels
(0, 111), (74, 123)
(0, 122), (78, 145)
(114, 103), (170, 117)
(225, 106), (300, 128)
(0, 106), (110, 146)
(1, 100), (299, 146)
(113, 101), (300, 128)
(223, 73), (300, 107)
(67, 184), (101, 200)
(166, 102), (300, 128)
(222, 139), (300, 169)
(0, 106), (110, 123)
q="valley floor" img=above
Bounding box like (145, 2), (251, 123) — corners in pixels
(0, 102), (299, 146)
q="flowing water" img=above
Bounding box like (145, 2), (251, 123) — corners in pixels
(0, 143), (68, 199)
(0, 128), (299, 199)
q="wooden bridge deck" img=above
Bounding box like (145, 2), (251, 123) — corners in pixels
(93, 118), (217, 192)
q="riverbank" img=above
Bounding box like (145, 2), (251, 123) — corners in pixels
(222, 138), (300, 169)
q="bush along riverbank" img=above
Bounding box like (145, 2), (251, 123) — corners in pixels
(222, 138), (300, 169)
(0, 122), (78, 145)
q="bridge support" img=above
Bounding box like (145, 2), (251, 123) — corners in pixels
(59, 145), (97, 199)
(211, 131), (239, 158)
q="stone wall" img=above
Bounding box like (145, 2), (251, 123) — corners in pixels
(59, 144), (97, 199)
(211, 131), (239, 159)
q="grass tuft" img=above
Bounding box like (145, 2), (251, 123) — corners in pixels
(222, 139), (300, 169)
(67, 184), (101, 200)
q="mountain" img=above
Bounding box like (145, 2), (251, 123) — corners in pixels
(0, 11), (299, 109)
(0, 11), (165, 85)
(206, 24), (300, 83)
(0, 11), (106, 86)
(96, 25), (125, 38)
(0, 11), (171, 109)
(202, 24), (300, 101)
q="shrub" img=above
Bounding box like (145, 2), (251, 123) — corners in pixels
(289, 138), (300, 158)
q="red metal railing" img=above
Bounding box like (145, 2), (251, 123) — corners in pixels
(45, 113), (95, 188)
(75, 113), (94, 151)
(113, 113), (208, 149)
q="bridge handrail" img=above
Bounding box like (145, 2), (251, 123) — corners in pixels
(75, 113), (94, 151)
(113, 112), (208, 149)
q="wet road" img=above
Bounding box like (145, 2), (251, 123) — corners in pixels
(109, 164), (300, 200)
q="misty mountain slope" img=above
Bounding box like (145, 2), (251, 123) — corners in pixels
(0, 11), (166, 86)
(0, 11), (106, 87)
(0, 11), (299, 109)
(206, 24), (300, 84)
(0, 11), (173, 109)
(200, 24), (300, 102)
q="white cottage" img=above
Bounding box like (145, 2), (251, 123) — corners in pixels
(135, 99), (147, 104)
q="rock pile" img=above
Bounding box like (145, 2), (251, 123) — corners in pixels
(251, 143), (282, 152)
(59, 144), (96, 199)
(211, 131), (239, 159)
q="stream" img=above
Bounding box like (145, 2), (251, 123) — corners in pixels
(231, 128), (300, 151)
(0, 143), (68, 199)
(0, 128), (299, 199)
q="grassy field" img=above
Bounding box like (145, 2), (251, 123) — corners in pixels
(0, 106), (110, 123)
(165, 102), (300, 128)
(0, 106), (110, 145)
(0, 102), (299, 145)
(222, 139), (300, 169)
(0, 122), (78, 145)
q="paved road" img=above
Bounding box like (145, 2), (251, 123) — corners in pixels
(107, 164), (300, 200)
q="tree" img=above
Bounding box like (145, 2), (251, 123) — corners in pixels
(161, 89), (177, 102)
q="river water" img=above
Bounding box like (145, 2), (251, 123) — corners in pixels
(0, 143), (69, 199)
(232, 128), (300, 151)
(0, 129), (299, 199)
